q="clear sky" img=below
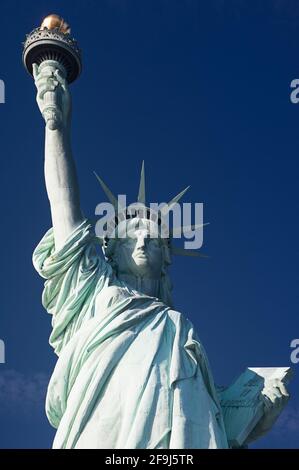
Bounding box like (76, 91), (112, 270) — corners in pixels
(0, 0), (298, 448)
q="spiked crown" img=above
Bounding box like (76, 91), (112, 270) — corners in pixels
(94, 161), (208, 259)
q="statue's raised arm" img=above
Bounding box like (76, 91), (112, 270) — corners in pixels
(33, 61), (84, 250)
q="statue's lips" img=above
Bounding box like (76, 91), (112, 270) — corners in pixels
(134, 252), (148, 261)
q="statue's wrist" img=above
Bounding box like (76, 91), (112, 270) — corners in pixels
(44, 114), (71, 134)
(42, 103), (71, 132)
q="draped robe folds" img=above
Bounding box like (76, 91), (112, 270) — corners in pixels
(33, 219), (229, 449)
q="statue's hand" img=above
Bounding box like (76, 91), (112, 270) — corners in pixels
(245, 381), (290, 444)
(33, 62), (71, 130)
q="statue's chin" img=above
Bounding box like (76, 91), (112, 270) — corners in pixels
(127, 259), (152, 278)
(131, 256), (163, 279)
(133, 264), (151, 277)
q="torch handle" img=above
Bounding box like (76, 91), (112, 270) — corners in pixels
(39, 60), (66, 130)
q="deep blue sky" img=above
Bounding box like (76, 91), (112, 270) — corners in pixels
(0, 0), (298, 448)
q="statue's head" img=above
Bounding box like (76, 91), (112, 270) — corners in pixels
(95, 161), (206, 307)
(103, 216), (173, 305)
(111, 218), (166, 278)
(104, 217), (172, 277)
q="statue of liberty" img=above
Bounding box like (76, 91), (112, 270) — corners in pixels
(29, 16), (290, 450)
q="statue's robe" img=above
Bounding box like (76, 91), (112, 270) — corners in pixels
(33, 220), (228, 449)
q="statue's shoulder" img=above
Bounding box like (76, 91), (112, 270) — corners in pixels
(166, 308), (192, 327)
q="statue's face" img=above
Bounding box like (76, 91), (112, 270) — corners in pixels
(114, 221), (164, 278)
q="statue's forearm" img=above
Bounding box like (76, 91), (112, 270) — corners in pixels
(44, 125), (84, 250)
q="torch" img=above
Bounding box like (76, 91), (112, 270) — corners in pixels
(22, 14), (82, 129)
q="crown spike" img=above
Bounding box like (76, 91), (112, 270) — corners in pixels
(137, 160), (146, 204)
(94, 171), (118, 208)
(161, 186), (190, 216)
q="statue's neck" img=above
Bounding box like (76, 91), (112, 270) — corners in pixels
(117, 273), (160, 299)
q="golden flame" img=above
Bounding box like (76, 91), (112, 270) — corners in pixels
(40, 14), (70, 34)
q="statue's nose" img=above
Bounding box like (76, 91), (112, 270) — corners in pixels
(135, 235), (146, 251)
